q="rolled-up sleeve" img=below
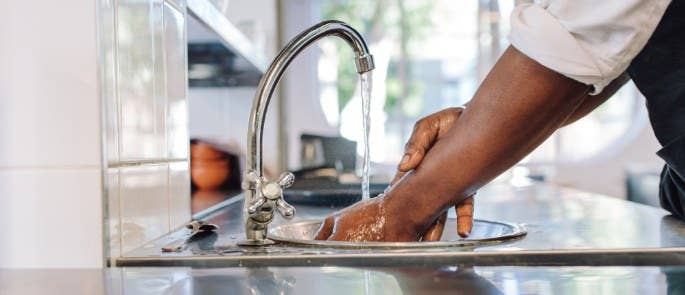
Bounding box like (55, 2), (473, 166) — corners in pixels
(510, 0), (671, 94)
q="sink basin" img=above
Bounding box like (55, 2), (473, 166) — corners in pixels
(268, 219), (526, 249)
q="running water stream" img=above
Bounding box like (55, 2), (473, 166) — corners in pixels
(360, 72), (372, 200)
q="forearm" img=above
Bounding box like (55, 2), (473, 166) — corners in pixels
(386, 46), (589, 233)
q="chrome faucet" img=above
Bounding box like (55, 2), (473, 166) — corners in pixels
(238, 20), (375, 246)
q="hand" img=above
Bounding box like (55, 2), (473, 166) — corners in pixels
(389, 107), (475, 240)
(314, 107), (475, 242)
(314, 194), (420, 242)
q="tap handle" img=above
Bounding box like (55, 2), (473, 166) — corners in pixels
(260, 171), (296, 219)
(247, 171), (296, 218)
(247, 197), (266, 215)
(275, 199), (295, 219)
(277, 172), (295, 188)
(261, 172), (295, 200)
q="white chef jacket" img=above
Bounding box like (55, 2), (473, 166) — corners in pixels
(509, 0), (672, 94)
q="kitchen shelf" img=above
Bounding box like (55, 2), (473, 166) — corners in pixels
(187, 0), (267, 87)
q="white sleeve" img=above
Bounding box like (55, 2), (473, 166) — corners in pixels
(509, 0), (671, 94)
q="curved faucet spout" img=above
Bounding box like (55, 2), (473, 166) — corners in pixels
(247, 20), (374, 177)
(239, 20), (374, 246)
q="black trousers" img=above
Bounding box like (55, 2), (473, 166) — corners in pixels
(628, 0), (685, 219)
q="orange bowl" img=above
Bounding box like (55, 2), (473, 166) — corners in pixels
(191, 142), (226, 161)
(191, 159), (230, 190)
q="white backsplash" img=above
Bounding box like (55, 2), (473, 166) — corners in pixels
(0, 0), (193, 268)
(0, 0), (104, 268)
(104, 0), (192, 258)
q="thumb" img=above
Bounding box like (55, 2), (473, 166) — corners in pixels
(398, 107), (464, 172)
(398, 128), (435, 172)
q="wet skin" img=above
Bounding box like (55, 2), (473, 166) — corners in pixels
(315, 46), (627, 242)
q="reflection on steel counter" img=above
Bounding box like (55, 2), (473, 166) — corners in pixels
(5, 265), (685, 294)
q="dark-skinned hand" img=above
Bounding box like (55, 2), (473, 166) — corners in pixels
(314, 107), (474, 241)
(390, 107), (475, 241)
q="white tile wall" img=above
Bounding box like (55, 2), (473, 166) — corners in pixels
(117, 0), (167, 161)
(169, 161), (191, 229)
(0, 1), (101, 168)
(102, 1), (120, 165)
(0, 0), (192, 268)
(165, 2), (190, 160)
(0, 169), (103, 268)
(119, 164), (170, 254)
(104, 0), (192, 256)
(107, 168), (121, 258)
(153, 0), (169, 160)
(0, 0), (106, 268)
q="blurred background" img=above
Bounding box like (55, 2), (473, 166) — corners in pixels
(187, 0), (663, 211)
(0, 0), (670, 269)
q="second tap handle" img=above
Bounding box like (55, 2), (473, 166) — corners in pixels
(275, 199), (295, 219)
(247, 197), (266, 214)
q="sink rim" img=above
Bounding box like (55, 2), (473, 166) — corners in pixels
(268, 219), (527, 249)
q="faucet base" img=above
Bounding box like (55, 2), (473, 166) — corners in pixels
(237, 239), (276, 246)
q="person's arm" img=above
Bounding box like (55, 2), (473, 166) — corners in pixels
(316, 45), (591, 241)
(560, 72), (630, 127)
(383, 46), (589, 236)
(379, 46), (596, 241)
(316, 46), (590, 241)
(390, 72), (628, 241)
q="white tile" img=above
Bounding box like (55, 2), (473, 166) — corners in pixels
(0, 168), (104, 268)
(117, 0), (166, 161)
(100, 0), (119, 165)
(119, 163), (170, 254)
(165, 2), (190, 160)
(153, 0), (169, 159)
(106, 168), (121, 259)
(169, 161), (191, 229)
(0, 1), (101, 168)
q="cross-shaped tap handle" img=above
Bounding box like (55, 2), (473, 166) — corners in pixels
(260, 172), (296, 219)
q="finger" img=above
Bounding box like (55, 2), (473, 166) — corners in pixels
(456, 196), (474, 237)
(398, 108), (464, 172)
(398, 143), (428, 172)
(314, 217), (335, 240)
(398, 125), (436, 172)
(422, 211), (447, 241)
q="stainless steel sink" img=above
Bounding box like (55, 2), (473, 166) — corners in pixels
(268, 219), (526, 249)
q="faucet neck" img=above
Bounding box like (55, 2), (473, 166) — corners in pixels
(246, 20), (375, 176)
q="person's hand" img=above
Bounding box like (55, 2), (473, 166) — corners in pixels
(314, 194), (420, 242)
(388, 107), (475, 240)
(314, 107), (475, 242)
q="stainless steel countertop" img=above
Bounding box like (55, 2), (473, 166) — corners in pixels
(3, 266), (684, 294)
(116, 182), (685, 267)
